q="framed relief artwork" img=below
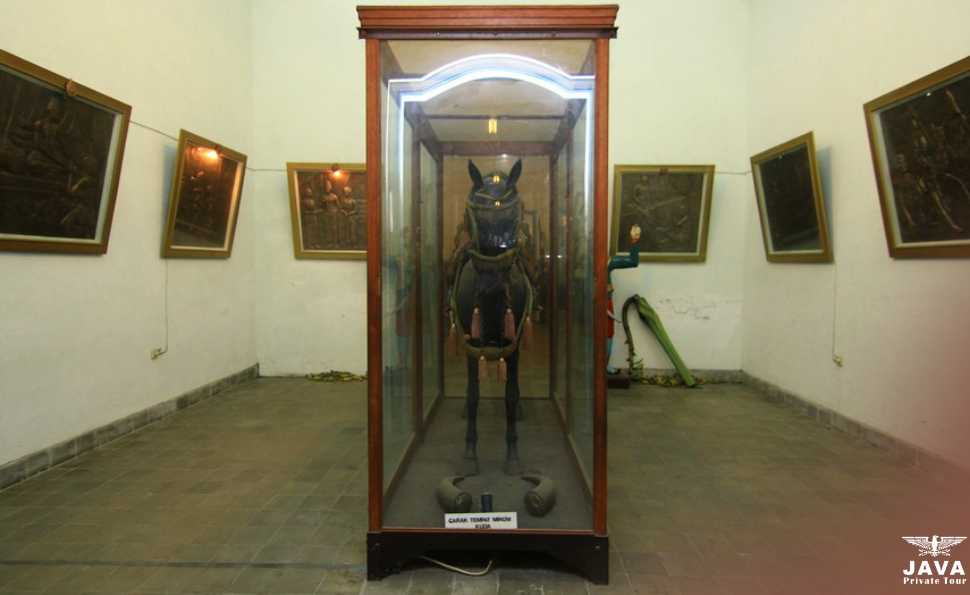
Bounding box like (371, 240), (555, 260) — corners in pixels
(0, 49), (131, 254)
(750, 132), (832, 263)
(864, 56), (970, 258)
(162, 130), (247, 258)
(286, 162), (366, 259)
(611, 164), (714, 262)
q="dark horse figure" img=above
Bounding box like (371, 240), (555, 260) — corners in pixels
(449, 159), (533, 476)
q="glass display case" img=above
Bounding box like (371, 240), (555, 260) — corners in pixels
(359, 5), (618, 584)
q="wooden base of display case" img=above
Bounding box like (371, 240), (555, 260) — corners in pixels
(606, 369), (631, 389)
(367, 529), (609, 584)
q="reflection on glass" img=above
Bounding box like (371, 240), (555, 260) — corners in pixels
(420, 143), (442, 421)
(568, 102), (594, 483)
(381, 76), (416, 490)
(758, 146), (822, 252)
(380, 39), (596, 530)
(553, 145), (569, 413)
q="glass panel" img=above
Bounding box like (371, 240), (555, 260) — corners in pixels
(420, 143), (442, 422)
(380, 39), (596, 530)
(568, 102), (594, 485)
(553, 144), (569, 414)
(381, 74), (416, 491)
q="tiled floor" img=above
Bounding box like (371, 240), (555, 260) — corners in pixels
(0, 378), (967, 594)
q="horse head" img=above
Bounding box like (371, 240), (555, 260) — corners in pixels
(467, 159), (522, 206)
(466, 159), (522, 256)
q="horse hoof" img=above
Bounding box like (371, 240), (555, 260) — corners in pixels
(461, 458), (479, 477)
(522, 474), (558, 517)
(436, 477), (473, 514)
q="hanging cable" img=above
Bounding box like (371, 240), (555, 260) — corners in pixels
(130, 119), (179, 143)
(129, 118), (276, 172)
(151, 258), (170, 360)
(830, 245), (842, 367)
(418, 556), (495, 577)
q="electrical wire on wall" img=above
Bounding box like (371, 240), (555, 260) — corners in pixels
(830, 232), (842, 368)
(131, 119), (179, 143)
(130, 118), (270, 171)
(822, 156), (842, 369)
(128, 118), (178, 361)
(150, 256), (170, 360)
(129, 116), (271, 361)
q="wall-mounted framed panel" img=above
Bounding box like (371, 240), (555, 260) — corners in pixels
(286, 162), (367, 260)
(162, 130), (247, 259)
(0, 49), (130, 255)
(864, 56), (970, 259)
(750, 132), (832, 263)
(611, 164), (715, 263)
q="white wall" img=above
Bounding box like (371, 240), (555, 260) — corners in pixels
(744, 0), (970, 466)
(0, 0), (256, 465)
(250, 0), (368, 376)
(7, 0), (962, 470)
(607, 0), (749, 372)
(250, 0), (751, 375)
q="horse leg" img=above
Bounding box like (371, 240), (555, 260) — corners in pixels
(503, 351), (522, 475)
(462, 354), (480, 476)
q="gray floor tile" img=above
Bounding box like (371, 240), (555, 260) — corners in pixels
(0, 377), (967, 595)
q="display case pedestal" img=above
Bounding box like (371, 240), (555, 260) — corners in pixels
(359, 4), (618, 585)
(367, 530), (609, 584)
(607, 369), (631, 389)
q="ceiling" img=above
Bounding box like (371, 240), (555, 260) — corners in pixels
(420, 78), (567, 142)
(429, 117), (561, 143)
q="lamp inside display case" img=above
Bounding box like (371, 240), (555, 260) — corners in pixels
(360, 5), (618, 584)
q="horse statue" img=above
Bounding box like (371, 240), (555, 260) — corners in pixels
(447, 159), (534, 477)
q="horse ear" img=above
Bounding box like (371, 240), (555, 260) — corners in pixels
(468, 160), (484, 189)
(508, 159), (523, 187)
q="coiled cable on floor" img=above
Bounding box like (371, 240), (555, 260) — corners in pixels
(419, 555), (495, 576)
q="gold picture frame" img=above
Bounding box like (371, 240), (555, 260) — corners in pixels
(286, 162), (367, 260)
(610, 164), (714, 262)
(864, 56), (970, 259)
(0, 49), (131, 254)
(162, 130), (247, 259)
(750, 132), (832, 263)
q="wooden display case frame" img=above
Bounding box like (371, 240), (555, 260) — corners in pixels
(359, 4), (618, 584)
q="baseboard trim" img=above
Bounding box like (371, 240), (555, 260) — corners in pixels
(639, 367), (745, 384)
(0, 364), (259, 491)
(740, 371), (966, 476)
(3, 364), (960, 490)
